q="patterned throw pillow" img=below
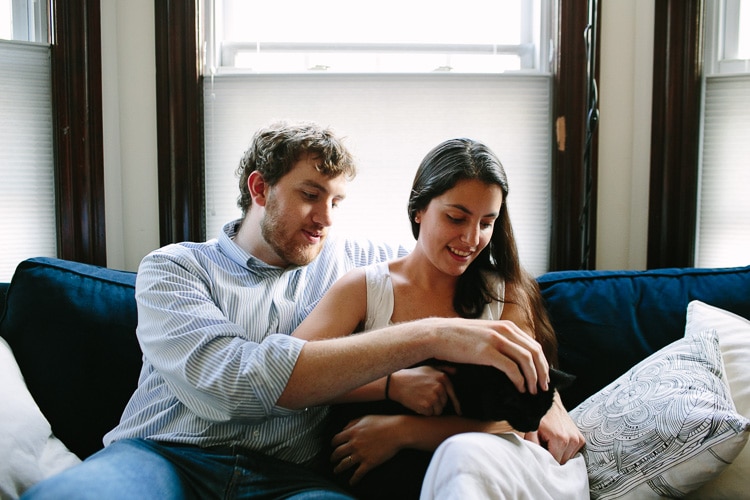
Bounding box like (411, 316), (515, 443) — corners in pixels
(684, 301), (750, 499)
(570, 328), (750, 499)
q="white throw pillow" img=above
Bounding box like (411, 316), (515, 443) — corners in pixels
(570, 327), (750, 499)
(684, 301), (750, 500)
(0, 337), (81, 499)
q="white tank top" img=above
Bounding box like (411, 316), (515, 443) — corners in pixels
(363, 261), (505, 330)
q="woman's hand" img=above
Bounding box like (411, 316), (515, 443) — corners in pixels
(525, 391), (585, 464)
(331, 415), (406, 485)
(389, 366), (461, 416)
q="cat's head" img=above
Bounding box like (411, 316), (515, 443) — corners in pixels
(450, 365), (575, 432)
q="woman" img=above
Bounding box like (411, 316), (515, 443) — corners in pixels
(294, 138), (587, 499)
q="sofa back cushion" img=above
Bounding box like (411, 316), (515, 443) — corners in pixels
(0, 257), (141, 459)
(539, 265), (750, 409)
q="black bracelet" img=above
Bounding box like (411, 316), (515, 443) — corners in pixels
(385, 373), (392, 400)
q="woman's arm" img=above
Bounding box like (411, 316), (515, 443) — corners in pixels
(331, 414), (518, 484)
(526, 391), (585, 464)
(293, 267), (368, 341)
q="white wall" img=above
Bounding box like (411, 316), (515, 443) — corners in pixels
(101, 0), (160, 271)
(596, 0), (654, 270)
(100, 0), (654, 272)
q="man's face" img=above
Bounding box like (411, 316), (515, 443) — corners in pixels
(260, 155), (348, 267)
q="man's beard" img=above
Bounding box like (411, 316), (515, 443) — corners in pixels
(260, 201), (323, 267)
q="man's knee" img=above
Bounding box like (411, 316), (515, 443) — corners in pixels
(22, 439), (186, 500)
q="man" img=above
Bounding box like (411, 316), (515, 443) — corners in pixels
(24, 121), (554, 499)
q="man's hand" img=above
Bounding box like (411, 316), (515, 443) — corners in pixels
(389, 366), (461, 416)
(525, 391), (585, 464)
(429, 318), (550, 395)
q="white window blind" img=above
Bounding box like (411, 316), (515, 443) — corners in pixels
(696, 74), (750, 268)
(204, 73), (552, 276)
(0, 40), (56, 281)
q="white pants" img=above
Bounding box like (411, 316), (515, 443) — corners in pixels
(420, 432), (589, 500)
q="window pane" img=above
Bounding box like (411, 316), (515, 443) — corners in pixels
(707, 0), (750, 74)
(739, 0), (750, 58)
(0, 0), (48, 43)
(211, 0), (545, 74)
(222, 0), (522, 45)
(0, 40), (56, 281)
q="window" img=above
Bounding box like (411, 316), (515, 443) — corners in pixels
(695, 0), (750, 268)
(0, 0), (54, 281)
(0, 0), (106, 281)
(203, 0), (555, 275)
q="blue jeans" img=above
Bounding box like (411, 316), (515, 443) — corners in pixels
(22, 438), (354, 500)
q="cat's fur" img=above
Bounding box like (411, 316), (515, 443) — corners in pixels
(436, 363), (576, 432)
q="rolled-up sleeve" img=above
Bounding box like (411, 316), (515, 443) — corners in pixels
(135, 248), (305, 423)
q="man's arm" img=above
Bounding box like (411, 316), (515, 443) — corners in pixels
(277, 316), (549, 409)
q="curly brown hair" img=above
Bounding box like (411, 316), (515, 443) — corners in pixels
(235, 121), (356, 215)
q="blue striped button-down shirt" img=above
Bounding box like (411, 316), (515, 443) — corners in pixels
(104, 220), (404, 464)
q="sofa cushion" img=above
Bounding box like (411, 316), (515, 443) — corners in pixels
(570, 327), (750, 499)
(538, 265), (750, 408)
(0, 257), (141, 459)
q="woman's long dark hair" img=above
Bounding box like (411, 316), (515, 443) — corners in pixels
(408, 138), (558, 364)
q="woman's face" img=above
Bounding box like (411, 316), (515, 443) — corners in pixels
(415, 178), (503, 277)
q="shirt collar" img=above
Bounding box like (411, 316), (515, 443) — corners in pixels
(218, 219), (303, 275)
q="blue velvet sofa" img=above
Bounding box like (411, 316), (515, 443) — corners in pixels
(1, 257), (750, 497)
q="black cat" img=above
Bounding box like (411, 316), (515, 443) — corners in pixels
(440, 363), (576, 432)
(327, 364), (576, 499)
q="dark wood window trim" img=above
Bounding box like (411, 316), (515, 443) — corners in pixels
(50, 0), (106, 265)
(549, 0), (601, 270)
(154, 0), (598, 271)
(154, 0), (205, 245)
(647, 0), (704, 269)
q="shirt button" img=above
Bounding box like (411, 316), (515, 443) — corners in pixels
(253, 430), (260, 438)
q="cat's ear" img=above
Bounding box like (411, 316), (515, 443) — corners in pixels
(549, 367), (576, 390)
